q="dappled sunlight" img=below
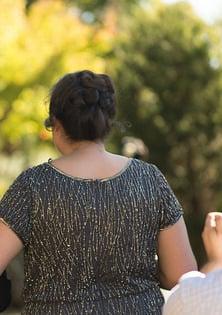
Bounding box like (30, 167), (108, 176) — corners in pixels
(0, 7), (222, 312)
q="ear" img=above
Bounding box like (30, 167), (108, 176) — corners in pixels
(53, 119), (62, 132)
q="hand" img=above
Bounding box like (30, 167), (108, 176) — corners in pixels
(202, 212), (222, 263)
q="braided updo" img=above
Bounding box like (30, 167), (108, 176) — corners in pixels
(45, 70), (116, 141)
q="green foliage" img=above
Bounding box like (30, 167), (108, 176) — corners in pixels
(110, 2), (222, 263)
(26, 0), (142, 22)
(1, 0), (222, 264)
(0, 0), (108, 159)
(71, 0), (140, 14)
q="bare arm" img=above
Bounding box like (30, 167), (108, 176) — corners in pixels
(157, 217), (197, 289)
(163, 213), (222, 315)
(0, 220), (23, 275)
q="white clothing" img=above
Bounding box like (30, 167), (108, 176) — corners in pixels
(163, 269), (222, 315)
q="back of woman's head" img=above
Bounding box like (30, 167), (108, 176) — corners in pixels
(46, 70), (116, 141)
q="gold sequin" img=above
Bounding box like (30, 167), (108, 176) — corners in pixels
(0, 159), (183, 314)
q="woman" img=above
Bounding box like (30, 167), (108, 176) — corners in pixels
(0, 70), (197, 314)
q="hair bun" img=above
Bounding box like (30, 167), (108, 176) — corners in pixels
(80, 71), (114, 94)
(80, 71), (114, 109)
(48, 70), (116, 141)
(80, 72), (94, 89)
(82, 88), (100, 107)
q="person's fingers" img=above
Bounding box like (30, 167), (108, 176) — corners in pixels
(204, 213), (216, 229)
(202, 212), (222, 262)
(202, 212), (216, 240)
(215, 214), (222, 234)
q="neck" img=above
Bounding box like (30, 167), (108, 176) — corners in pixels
(60, 140), (106, 157)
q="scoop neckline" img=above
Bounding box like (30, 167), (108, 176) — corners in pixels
(46, 158), (133, 183)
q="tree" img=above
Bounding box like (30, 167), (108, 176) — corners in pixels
(25, 0), (142, 22)
(0, 0), (115, 196)
(0, 0), (108, 160)
(110, 2), (222, 263)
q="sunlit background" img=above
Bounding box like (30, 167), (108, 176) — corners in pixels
(1, 0), (222, 311)
(164, 0), (222, 23)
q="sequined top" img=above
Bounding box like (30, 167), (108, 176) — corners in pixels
(0, 158), (183, 315)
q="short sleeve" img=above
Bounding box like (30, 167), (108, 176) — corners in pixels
(153, 165), (183, 230)
(0, 169), (33, 246)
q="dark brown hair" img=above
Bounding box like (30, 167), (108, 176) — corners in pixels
(45, 70), (116, 141)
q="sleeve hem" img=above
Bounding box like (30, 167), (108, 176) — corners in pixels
(0, 217), (26, 246)
(159, 212), (183, 231)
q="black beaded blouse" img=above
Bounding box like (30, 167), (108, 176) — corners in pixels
(0, 158), (183, 314)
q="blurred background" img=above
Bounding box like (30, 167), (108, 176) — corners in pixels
(1, 0), (222, 311)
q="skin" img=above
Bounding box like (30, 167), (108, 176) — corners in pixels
(162, 212), (222, 315)
(158, 217), (197, 289)
(161, 212), (222, 288)
(201, 212), (222, 273)
(0, 119), (197, 288)
(0, 220), (23, 275)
